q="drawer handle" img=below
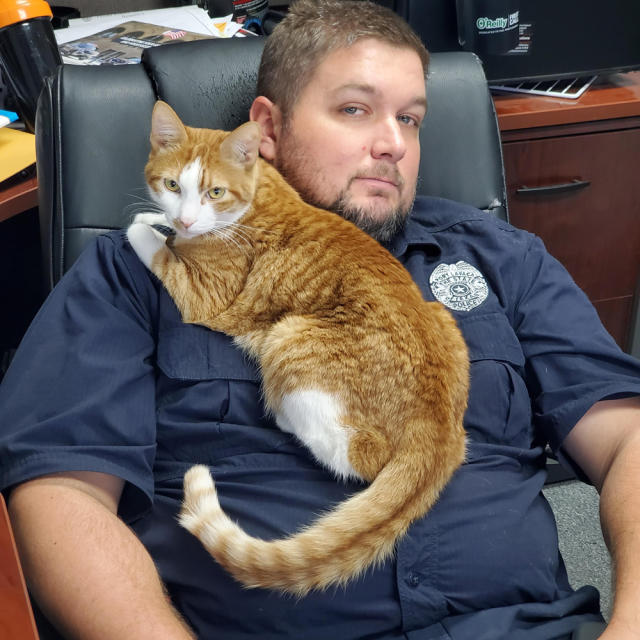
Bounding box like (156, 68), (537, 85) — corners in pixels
(516, 179), (591, 195)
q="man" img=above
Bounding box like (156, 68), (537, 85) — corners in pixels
(2, 1), (640, 639)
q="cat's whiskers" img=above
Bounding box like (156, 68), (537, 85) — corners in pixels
(209, 220), (254, 245)
(225, 225), (255, 247)
(229, 222), (259, 231)
(123, 197), (164, 222)
(127, 191), (156, 202)
(226, 225), (260, 256)
(125, 203), (164, 216)
(232, 222), (276, 237)
(124, 190), (162, 207)
(126, 186), (152, 198)
(223, 230), (252, 256)
(205, 225), (248, 255)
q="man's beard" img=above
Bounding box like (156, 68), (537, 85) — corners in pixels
(274, 135), (414, 242)
(323, 184), (413, 242)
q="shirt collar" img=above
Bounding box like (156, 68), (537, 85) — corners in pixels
(383, 209), (442, 260)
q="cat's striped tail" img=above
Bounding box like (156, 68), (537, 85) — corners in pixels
(178, 430), (464, 596)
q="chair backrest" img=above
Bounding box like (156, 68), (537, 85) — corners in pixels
(36, 37), (507, 290)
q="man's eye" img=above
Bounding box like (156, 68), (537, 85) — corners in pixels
(343, 106), (362, 115)
(398, 114), (419, 127)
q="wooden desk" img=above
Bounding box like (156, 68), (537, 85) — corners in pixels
(0, 175), (38, 224)
(494, 72), (640, 351)
(495, 71), (640, 131)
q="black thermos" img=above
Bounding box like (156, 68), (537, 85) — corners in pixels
(0, 0), (61, 132)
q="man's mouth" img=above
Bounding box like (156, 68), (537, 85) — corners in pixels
(358, 176), (398, 187)
(353, 176), (402, 196)
(352, 167), (404, 192)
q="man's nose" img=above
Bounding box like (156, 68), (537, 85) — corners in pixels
(371, 116), (406, 162)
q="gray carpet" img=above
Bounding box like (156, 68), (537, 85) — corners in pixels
(543, 480), (612, 620)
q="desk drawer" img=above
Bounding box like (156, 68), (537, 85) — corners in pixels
(503, 127), (640, 349)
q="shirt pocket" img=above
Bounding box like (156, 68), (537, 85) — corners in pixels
(456, 312), (532, 449)
(156, 324), (265, 428)
(157, 324), (259, 381)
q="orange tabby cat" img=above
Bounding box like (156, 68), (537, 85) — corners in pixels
(127, 100), (469, 596)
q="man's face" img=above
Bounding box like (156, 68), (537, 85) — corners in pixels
(271, 39), (427, 241)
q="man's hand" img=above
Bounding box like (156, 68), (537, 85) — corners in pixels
(596, 619), (640, 640)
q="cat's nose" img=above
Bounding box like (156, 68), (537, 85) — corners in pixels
(181, 218), (195, 229)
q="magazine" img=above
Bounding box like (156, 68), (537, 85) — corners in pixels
(58, 21), (214, 65)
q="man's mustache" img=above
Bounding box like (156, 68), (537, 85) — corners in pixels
(351, 166), (405, 190)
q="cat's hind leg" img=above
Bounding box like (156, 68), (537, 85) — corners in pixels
(346, 428), (391, 482)
(127, 222), (167, 270)
(275, 389), (363, 483)
(251, 316), (386, 483)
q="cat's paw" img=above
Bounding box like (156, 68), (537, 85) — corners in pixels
(127, 222), (166, 270)
(132, 212), (167, 226)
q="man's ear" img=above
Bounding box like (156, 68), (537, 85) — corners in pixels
(249, 96), (284, 162)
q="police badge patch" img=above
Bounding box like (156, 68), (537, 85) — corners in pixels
(429, 261), (488, 312)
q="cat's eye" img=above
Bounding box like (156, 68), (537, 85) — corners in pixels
(207, 187), (226, 200)
(164, 178), (181, 193)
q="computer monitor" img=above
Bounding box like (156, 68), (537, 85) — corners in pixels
(393, 0), (640, 84)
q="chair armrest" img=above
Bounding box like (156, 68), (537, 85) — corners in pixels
(0, 492), (40, 639)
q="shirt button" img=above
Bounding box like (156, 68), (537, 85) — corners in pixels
(407, 572), (421, 587)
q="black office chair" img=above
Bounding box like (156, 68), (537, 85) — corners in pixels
(24, 37), (605, 640)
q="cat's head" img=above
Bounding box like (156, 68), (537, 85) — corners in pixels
(145, 101), (260, 239)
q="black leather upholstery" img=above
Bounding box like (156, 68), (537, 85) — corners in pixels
(420, 51), (507, 218)
(36, 37), (507, 290)
(37, 64), (157, 289)
(144, 37), (266, 130)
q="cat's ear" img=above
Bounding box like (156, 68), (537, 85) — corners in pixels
(220, 122), (261, 169)
(150, 101), (187, 152)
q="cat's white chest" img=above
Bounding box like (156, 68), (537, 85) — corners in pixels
(276, 390), (361, 482)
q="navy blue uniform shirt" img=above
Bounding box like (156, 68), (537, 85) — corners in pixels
(2, 196), (640, 639)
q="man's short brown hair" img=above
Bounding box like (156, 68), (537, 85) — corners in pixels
(256, 0), (429, 120)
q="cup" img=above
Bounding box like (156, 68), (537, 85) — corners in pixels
(0, 0), (61, 132)
(231, 0), (268, 23)
(456, 0), (520, 56)
(198, 0), (234, 18)
(199, 0), (268, 23)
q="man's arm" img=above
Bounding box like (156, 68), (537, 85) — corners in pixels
(564, 396), (640, 639)
(8, 471), (196, 640)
